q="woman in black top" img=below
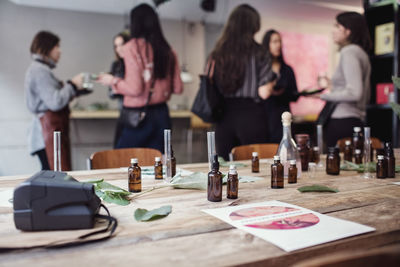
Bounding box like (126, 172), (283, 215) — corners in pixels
(262, 30), (299, 143)
(109, 32), (129, 148)
(210, 4), (276, 160)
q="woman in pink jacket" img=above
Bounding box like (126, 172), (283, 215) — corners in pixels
(99, 4), (183, 152)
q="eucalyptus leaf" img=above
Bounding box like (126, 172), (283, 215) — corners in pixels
(238, 176), (264, 183)
(134, 205), (172, 222)
(218, 157), (247, 167)
(170, 172), (208, 190)
(86, 179), (131, 205)
(298, 184), (339, 193)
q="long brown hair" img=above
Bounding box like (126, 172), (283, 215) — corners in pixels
(211, 4), (262, 94)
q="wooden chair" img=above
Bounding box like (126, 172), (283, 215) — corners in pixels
(294, 244), (400, 267)
(231, 143), (279, 160)
(336, 137), (383, 152)
(89, 148), (162, 169)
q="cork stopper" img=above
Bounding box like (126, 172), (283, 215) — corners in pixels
(131, 158), (138, 164)
(281, 112), (292, 126)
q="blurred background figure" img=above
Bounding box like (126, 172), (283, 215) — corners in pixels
(209, 4), (277, 160)
(262, 29), (299, 143)
(25, 31), (85, 171)
(98, 4), (183, 152)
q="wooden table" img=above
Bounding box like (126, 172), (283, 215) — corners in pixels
(0, 162), (399, 266)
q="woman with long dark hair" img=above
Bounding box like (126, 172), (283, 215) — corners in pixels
(314, 12), (371, 147)
(261, 29), (299, 143)
(98, 4), (183, 152)
(210, 4), (277, 160)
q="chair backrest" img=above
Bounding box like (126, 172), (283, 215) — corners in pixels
(336, 137), (383, 152)
(231, 143), (279, 160)
(90, 148), (162, 169)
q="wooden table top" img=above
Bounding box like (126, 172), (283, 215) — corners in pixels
(0, 161), (399, 266)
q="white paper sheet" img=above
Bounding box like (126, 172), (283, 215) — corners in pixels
(203, 200), (375, 252)
(0, 189), (13, 208)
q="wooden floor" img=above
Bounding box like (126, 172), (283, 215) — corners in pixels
(0, 160), (399, 266)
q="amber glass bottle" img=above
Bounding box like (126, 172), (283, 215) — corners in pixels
(207, 154), (222, 202)
(227, 165), (238, 199)
(354, 149), (363, 164)
(376, 155), (387, 179)
(384, 142), (395, 178)
(128, 158), (141, 192)
(171, 149), (176, 177)
(326, 147), (340, 175)
(154, 157), (163, 180)
(295, 134), (311, 171)
(344, 140), (353, 162)
(271, 155), (284, 188)
(288, 160), (297, 184)
(352, 127), (364, 154)
(311, 146), (320, 164)
(251, 152), (259, 173)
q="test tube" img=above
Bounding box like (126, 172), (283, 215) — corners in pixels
(363, 127), (373, 179)
(316, 124), (324, 168)
(53, 131), (61, 172)
(164, 129), (172, 182)
(207, 131), (216, 171)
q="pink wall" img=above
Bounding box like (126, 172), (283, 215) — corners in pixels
(280, 31), (329, 116)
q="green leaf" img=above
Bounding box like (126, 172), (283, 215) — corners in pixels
(238, 176), (264, 183)
(218, 157), (247, 167)
(392, 76), (400, 89)
(298, 184), (339, 193)
(86, 179), (131, 205)
(170, 172), (208, 190)
(134, 205), (172, 222)
(390, 102), (400, 117)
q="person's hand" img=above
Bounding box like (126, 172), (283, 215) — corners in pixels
(258, 81), (275, 100)
(97, 73), (114, 86)
(71, 73), (83, 89)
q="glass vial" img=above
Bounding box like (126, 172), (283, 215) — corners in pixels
(288, 159), (297, 184)
(271, 155), (284, 189)
(376, 155), (387, 179)
(207, 131), (216, 171)
(154, 157), (163, 180)
(354, 149), (363, 164)
(227, 165), (239, 199)
(207, 154), (222, 202)
(53, 131), (61, 171)
(128, 158), (142, 192)
(326, 147), (340, 175)
(384, 142), (395, 178)
(251, 152), (259, 173)
(164, 129), (172, 182)
(344, 140), (353, 162)
(171, 149), (176, 177)
(363, 127), (373, 179)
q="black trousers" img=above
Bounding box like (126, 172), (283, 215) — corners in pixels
(33, 149), (50, 170)
(325, 117), (363, 148)
(216, 98), (269, 160)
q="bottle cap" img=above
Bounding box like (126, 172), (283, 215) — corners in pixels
(155, 157), (161, 162)
(229, 165), (236, 171)
(355, 149), (361, 154)
(377, 155), (384, 160)
(289, 159), (296, 165)
(274, 155), (280, 161)
(313, 146), (319, 151)
(281, 112), (292, 126)
(345, 140), (351, 146)
(131, 158), (138, 164)
(212, 154), (219, 170)
(252, 152), (258, 157)
(353, 127), (361, 132)
(328, 147), (339, 153)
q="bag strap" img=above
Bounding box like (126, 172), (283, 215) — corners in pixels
(0, 204), (117, 253)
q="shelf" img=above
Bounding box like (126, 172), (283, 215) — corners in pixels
(372, 53), (395, 59)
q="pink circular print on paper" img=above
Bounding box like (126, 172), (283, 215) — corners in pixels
(229, 206), (319, 230)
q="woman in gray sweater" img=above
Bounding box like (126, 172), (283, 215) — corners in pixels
(315, 12), (371, 147)
(25, 31), (84, 171)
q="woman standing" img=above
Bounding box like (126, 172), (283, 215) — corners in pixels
(209, 4), (277, 160)
(98, 4), (183, 152)
(25, 31), (85, 171)
(109, 32), (130, 148)
(262, 30), (299, 143)
(315, 12), (371, 147)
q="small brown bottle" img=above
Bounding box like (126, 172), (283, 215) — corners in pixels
(376, 155), (387, 179)
(344, 140), (353, 162)
(352, 127), (364, 154)
(354, 149), (363, 164)
(128, 158), (141, 192)
(227, 165), (238, 199)
(207, 154), (223, 202)
(326, 147), (340, 175)
(251, 152), (259, 173)
(271, 155), (284, 189)
(311, 146), (320, 164)
(171, 149), (176, 177)
(288, 159), (297, 184)
(384, 142), (395, 178)
(154, 156), (163, 180)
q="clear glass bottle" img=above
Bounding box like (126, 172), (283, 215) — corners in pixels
(277, 112), (302, 178)
(251, 152), (259, 173)
(227, 165), (238, 199)
(128, 158), (142, 192)
(207, 154), (222, 202)
(154, 157), (163, 180)
(271, 155), (284, 189)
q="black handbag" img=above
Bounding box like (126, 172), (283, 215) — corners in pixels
(317, 101), (337, 126)
(191, 60), (223, 123)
